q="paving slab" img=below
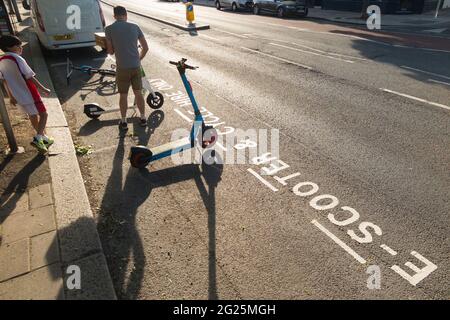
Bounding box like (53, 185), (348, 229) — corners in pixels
(2, 205), (56, 244)
(0, 263), (64, 300)
(29, 183), (53, 210)
(0, 239), (30, 282)
(30, 231), (60, 270)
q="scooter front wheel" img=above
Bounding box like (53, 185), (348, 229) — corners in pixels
(147, 92), (164, 109)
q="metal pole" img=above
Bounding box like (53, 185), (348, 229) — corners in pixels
(10, 0), (21, 22)
(0, 81), (19, 153)
(436, 0), (443, 18)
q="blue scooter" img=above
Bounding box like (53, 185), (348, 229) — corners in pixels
(129, 58), (218, 169)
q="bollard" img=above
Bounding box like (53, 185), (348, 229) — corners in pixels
(0, 81), (24, 154)
(185, 2), (195, 26)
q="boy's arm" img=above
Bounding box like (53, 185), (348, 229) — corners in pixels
(30, 77), (51, 95)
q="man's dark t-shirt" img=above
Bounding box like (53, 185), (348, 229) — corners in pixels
(105, 20), (144, 69)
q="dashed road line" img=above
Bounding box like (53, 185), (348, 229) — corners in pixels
(216, 30), (249, 39)
(381, 88), (450, 111)
(248, 168), (279, 192)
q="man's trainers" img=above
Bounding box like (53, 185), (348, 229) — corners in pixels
(139, 118), (147, 127)
(119, 121), (128, 131)
(44, 136), (54, 148)
(31, 137), (48, 154)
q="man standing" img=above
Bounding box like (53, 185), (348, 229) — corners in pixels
(105, 6), (149, 130)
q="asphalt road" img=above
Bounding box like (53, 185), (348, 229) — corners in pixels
(46, 0), (449, 299)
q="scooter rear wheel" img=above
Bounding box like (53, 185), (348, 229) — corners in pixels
(147, 92), (164, 109)
(130, 152), (150, 169)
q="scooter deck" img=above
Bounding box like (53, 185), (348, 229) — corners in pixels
(150, 137), (192, 161)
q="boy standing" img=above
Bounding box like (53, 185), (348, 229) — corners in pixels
(0, 35), (52, 153)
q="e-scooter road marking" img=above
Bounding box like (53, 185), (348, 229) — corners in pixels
(312, 220), (367, 264)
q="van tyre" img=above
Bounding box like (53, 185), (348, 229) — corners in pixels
(253, 5), (260, 15)
(216, 1), (221, 10)
(277, 7), (285, 18)
(232, 2), (238, 12)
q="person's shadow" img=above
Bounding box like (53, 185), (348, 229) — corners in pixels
(96, 126), (223, 299)
(0, 155), (46, 224)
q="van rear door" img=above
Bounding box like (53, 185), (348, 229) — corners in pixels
(37, 0), (104, 44)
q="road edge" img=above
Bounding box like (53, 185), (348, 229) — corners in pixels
(27, 32), (117, 300)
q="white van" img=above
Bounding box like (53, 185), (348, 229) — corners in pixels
(30, 0), (105, 50)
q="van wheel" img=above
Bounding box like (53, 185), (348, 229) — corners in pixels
(253, 5), (260, 15)
(232, 2), (238, 12)
(216, 1), (221, 10)
(277, 7), (285, 18)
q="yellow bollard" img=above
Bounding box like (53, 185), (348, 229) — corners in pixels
(185, 2), (195, 25)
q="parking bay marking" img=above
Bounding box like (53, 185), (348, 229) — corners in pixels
(269, 42), (355, 64)
(401, 66), (450, 80)
(428, 79), (450, 86)
(241, 47), (313, 70)
(381, 88), (450, 111)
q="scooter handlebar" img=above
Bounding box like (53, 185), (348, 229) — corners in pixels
(169, 59), (198, 70)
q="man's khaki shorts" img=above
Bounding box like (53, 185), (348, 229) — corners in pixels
(116, 67), (143, 94)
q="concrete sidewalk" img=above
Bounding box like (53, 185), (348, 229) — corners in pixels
(0, 8), (116, 300)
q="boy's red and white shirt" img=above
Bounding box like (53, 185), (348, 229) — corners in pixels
(0, 52), (45, 114)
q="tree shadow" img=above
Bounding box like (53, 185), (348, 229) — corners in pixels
(0, 155), (45, 224)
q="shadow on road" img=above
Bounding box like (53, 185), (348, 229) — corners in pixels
(96, 131), (223, 298)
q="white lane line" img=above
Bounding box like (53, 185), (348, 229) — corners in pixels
(401, 66), (450, 80)
(199, 34), (220, 41)
(428, 79), (450, 86)
(50, 62), (68, 68)
(241, 47), (313, 70)
(311, 220), (367, 264)
(380, 244), (397, 256)
(215, 30), (249, 39)
(174, 108), (193, 123)
(248, 168), (279, 192)
(290, 42), (368, 61)
(215, 141), (228, 152)
(269, 42), (354, 64)
(381, 88), (450, 111)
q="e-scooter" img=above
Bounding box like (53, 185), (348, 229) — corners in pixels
(128, 58), (218, 169)
(66, 58), (165, 119)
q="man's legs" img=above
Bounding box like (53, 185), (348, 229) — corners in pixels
(133, 89), (145, 119)
(117, 69), (132, 128)
(119, 93), (129, 121)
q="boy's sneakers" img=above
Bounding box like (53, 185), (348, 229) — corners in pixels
(119, 121), (128, 131)
(31, 136), (48, 154)
(43, 136), (54, 148)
